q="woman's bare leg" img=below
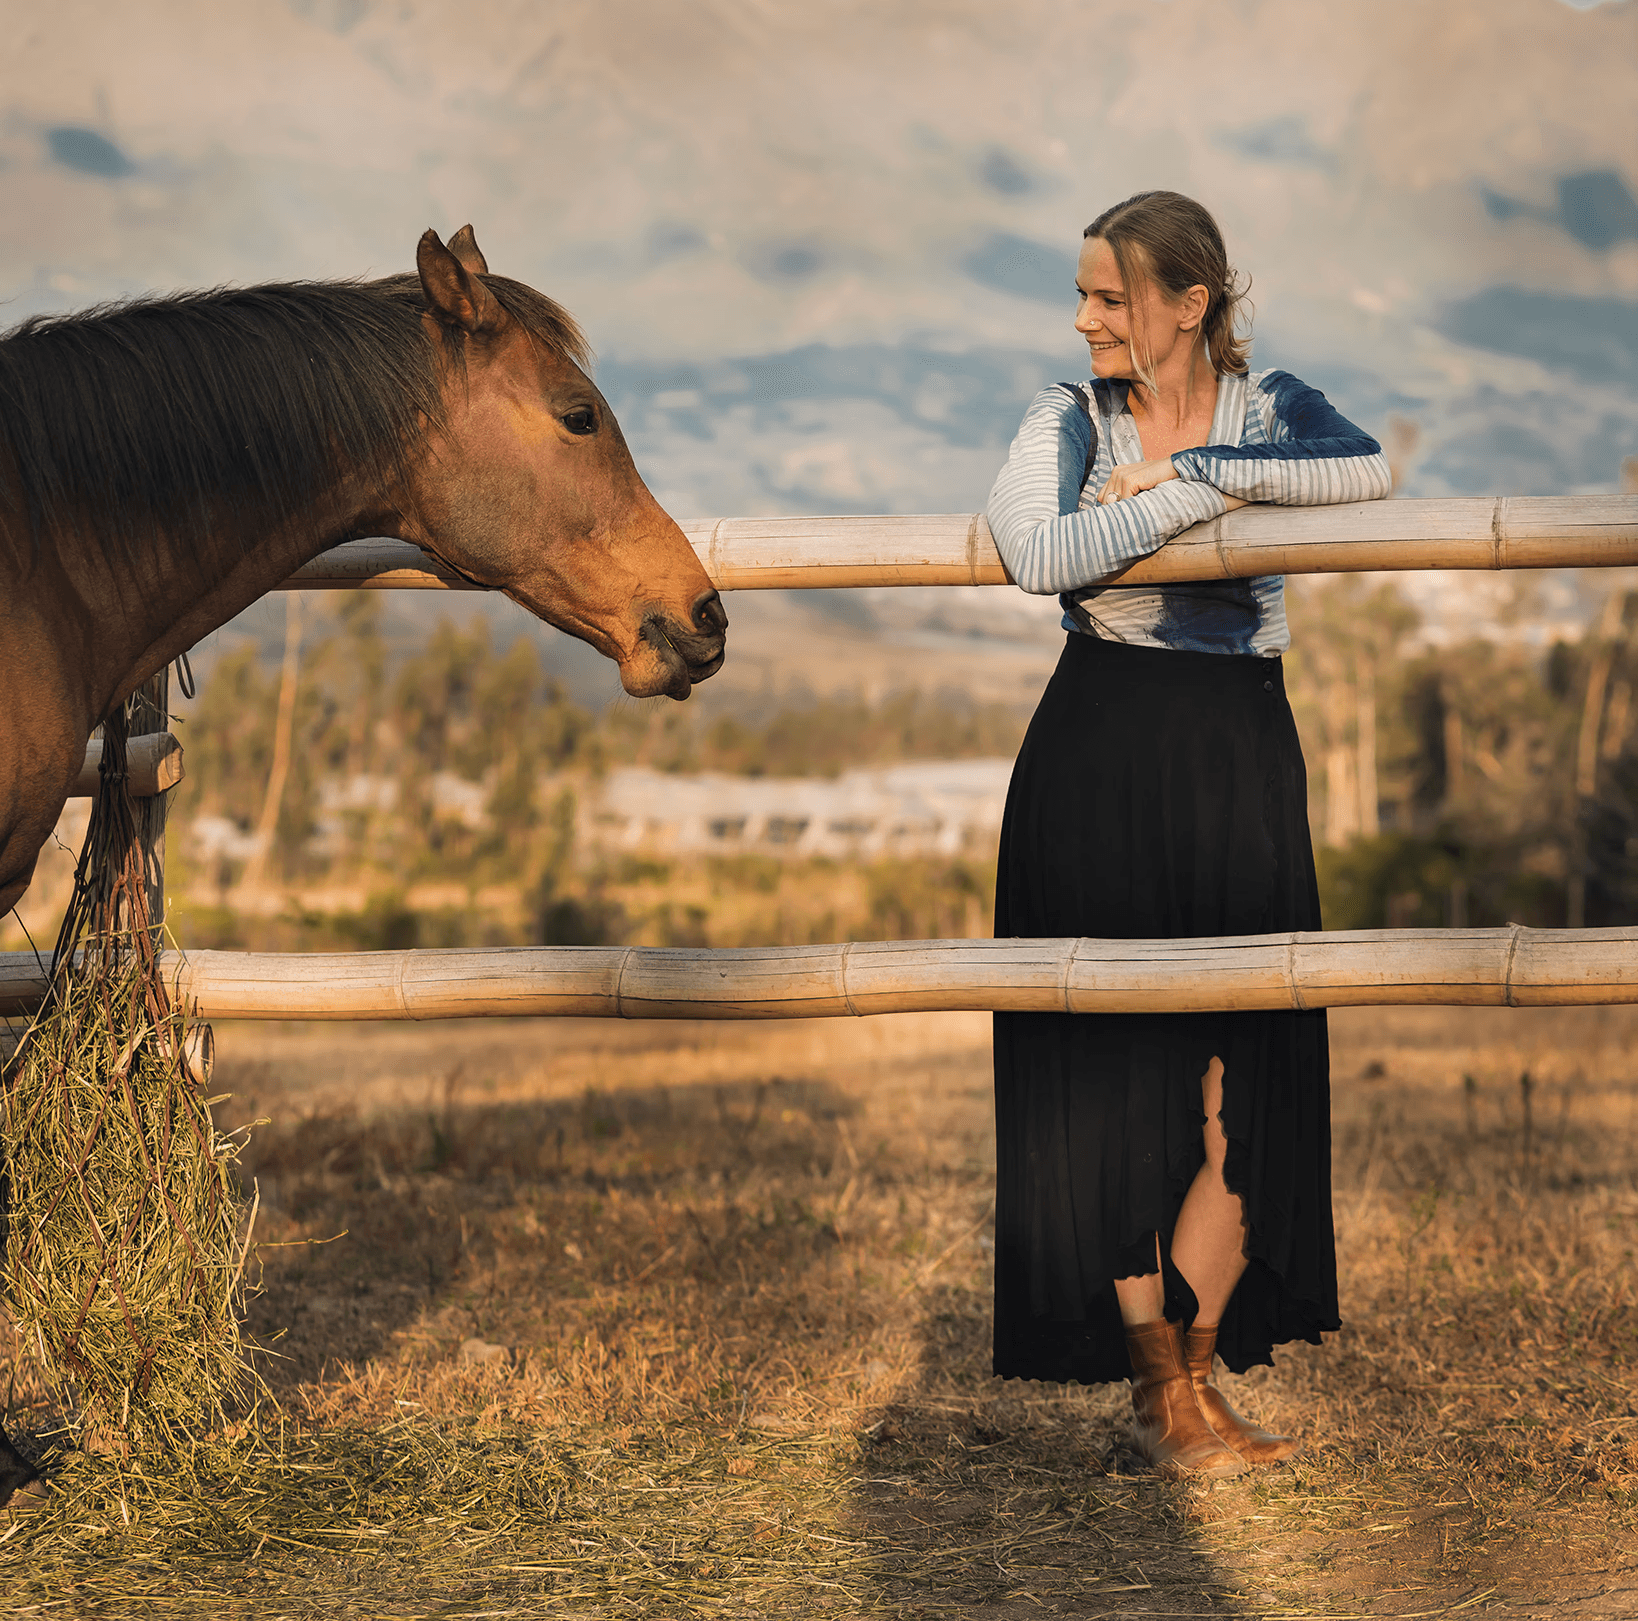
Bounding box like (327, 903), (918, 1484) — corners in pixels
(1171, 1056), (1248, 1324)
(1113, 1243), (1166, 1325)
(1113, 1055), (1246, 1326)
(1172, 1058), (1300, 1461)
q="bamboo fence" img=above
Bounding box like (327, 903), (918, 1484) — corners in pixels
(22, 492), (1630, 1023)
(284, 495), (1638, 592)
(2, 927), (1634, 1022)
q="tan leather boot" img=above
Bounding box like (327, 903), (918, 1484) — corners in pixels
(1125, 1319), (1247, 1480)
(1183, 1324), (1301, 1465)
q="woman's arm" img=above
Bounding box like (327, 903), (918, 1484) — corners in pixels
(1169, 371), (1392, 505)
(987, 387), (1231, 596)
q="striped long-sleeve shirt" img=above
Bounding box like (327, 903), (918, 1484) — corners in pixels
(986, 368), (1392, 655)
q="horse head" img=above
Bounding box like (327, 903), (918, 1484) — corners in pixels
(399, 227), (727, 701)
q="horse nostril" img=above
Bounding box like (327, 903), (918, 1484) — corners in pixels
(690, 588), (728, 636)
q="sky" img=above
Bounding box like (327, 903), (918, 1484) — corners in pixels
(5, 0), (1634, 526)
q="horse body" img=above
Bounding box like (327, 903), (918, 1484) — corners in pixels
(0, 230), (726, 1498)
(0, 227), (727, 918)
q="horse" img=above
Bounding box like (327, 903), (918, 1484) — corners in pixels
(0, 226), (728, 1501)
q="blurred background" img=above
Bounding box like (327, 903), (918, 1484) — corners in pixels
(4, 0), (1636, 954)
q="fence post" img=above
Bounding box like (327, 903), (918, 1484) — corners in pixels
(129, 666), (170, 945)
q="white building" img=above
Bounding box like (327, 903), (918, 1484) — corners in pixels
(585, 759), (1012, 860)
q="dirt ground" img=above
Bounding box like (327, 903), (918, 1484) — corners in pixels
(4, 1001), (1637, 1617)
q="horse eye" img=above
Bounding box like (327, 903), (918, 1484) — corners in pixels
(561, 407), (597, 436)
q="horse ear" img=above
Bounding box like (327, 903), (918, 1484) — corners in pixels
(417, 228), (506, 337)
(448, 224), (490, 276)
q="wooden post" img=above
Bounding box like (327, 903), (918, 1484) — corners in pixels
(129, 666), (170, 945)
(1356, 656), (1379, 839)
(1569, 590), (1630, 930)
(70, 733), (184, 799)
(240, 594), (302, 897)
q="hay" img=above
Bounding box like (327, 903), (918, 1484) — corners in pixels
(1, 701), (255, 1449)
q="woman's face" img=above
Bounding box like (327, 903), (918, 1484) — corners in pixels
(1074, 236), (1201, 382)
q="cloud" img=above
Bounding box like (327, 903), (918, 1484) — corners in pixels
(45, 126), (135, 178)
(1414, 385), (1638, 498)
(5, 0), (1632, 539)
(1437, 286), (1638, 388)
(975, 147), (1034, 197)
(284, 0), (372, 36)
(596, 341), (1078, 517)
(1482, 169), (1638, 253)
(740, 242), (827, 283)
(961, 234), (1077, 306)
(1554, 171), (1638, 252)
(647, 222), (707, 264)
(1213, 115), (1334, 171)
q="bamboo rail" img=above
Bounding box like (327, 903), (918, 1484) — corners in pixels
(70, 732), (184, 800)
(2, 928), (1634, 1021)
(284, 496), (1638, 592)
(32, 492), (1624, 1031)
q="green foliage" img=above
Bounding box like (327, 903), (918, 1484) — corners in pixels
(329, 891), (422, 951)
(1287, 576), (1638, 930)
(1318, 835), (1448, 931)
(865, 858), (994, 941)
(167, 586), (1638, 947)
(170, 607), (1026, 943)
(1318, 832), (1568, 931)
(181, 644), (274, 826)
(605, 686), (1027, 778)
(541, 894), (627, 947)
(707, 855), (784, 895)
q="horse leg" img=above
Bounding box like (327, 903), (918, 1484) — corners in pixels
(0, 613), (89, 918)
(0, 767), (78, 918)
(0, 844), (43, 921)
(0, 700), (78, 1506)
(0, 1424), (39, 1507)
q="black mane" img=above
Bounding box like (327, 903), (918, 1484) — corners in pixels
(0, 272), (589, 567)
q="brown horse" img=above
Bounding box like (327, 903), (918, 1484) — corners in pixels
(0, 227), (726, 1500)
(0, 224), (726, 921)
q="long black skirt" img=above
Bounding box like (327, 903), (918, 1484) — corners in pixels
(993, 633), (1339, 1385)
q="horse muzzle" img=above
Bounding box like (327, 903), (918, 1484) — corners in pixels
(628, 588), (728, 700)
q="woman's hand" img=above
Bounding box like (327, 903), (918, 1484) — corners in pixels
(1096, 458), (1251, 512)
(1096, 458), (1179, 504)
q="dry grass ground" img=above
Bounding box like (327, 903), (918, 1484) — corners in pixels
(2, 1003), (1636, 1618)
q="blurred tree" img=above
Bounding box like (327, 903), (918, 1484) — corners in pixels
(336, 593), (385, 782)
(1572, 590), (1638, 926)
(1291, 577), (1596, 928)
(471, 636), (544, 840)
(395, 618), (491, 778)
(1286, 576), (1418, 845)
(168, 598), (1638, 941)
(183, 644), (274, 828)
(241, 595), (304, 893)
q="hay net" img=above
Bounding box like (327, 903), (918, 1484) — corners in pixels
(1, 699), (255, 1449)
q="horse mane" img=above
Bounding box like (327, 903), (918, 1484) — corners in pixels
(0, 272), (590, 568)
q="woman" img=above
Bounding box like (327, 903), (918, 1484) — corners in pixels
(985, 190), (1390, 1479)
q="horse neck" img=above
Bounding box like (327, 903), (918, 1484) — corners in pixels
(63, 482), (397, 726)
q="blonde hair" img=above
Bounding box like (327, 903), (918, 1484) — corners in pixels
(1084, 191), (1251, 376)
